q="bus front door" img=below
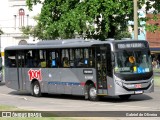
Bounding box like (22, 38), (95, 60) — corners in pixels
(96, 46), (108, 95)
(17, 51), (26, 90)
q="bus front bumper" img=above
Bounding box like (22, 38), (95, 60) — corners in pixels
(114, 78), (154, 95)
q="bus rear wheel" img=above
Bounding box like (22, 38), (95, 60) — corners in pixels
(88, 84), (98, 101)
(32, 81), (41, 97)
(119, 95), (131, 100)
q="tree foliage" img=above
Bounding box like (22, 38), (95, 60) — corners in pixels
(26, 0), (160, 40)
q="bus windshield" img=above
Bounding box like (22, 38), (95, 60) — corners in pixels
(114, 50), (152, 74)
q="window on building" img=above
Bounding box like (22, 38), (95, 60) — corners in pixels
(138, 28), (140, 35)
(19, 8), (25, 27)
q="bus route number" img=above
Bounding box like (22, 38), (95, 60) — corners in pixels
(28, 69), (42, 81)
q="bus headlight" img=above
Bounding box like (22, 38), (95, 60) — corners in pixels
(114, 75), (123, 87)
(115, 76), (122, 81)
(151, 78), (154, 84)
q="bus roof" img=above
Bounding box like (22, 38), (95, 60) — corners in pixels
(5, 39), (148, 50)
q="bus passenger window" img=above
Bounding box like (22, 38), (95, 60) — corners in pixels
(51, 59), (56, 67)
(84, 59), (88, 65)
(33, 58), (40, 67)
(77, 58), (84, 67)
(48, 50), (61, 68)
(6, 58), (13, 67)
(40, 60), (46, 68)
(26, 52), (33, 67)
(63, 57), (70, 67)
(6, 52), (16, 68)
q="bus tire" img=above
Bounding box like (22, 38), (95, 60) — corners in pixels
(119, 95), (131, 100)
(32, 81), (41, 97)
(88, 84), (98, 101)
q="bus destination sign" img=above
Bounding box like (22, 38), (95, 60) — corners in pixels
(117, 42), (146, 49)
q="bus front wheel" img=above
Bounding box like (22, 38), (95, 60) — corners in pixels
(88, 84), (98, 101)
(119, 95), (131, 100)
(32, 81), (41, 97)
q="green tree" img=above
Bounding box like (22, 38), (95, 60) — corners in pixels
(26, 0), (160, 40)
(114, 30), (131, 40)
(20, 15), (42, 38)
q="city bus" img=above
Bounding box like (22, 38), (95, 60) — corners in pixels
(4, 39), (154, 100)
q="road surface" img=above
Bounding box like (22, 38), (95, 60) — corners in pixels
(0, 81), (160, 120)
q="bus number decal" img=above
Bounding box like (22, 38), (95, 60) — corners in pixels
(28, 69), (42, 81)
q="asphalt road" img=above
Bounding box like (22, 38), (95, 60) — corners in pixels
(0, 81), (160, 119)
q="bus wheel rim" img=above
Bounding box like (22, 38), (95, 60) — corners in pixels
(34, 84), (39, 95)
(89, 87), (96, 98)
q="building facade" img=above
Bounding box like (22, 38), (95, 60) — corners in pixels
(0, 0), (41, 61)
(146, 14), (160, 50)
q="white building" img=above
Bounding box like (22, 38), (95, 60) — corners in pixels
(0, 0), (41, 60)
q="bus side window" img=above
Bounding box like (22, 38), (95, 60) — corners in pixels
(51, 59), (56, 67)
(48, 50), (61, 68)
(88, 48), (94, 67)
(63, 57), (70, 67)
(62, 49), (70, 68)
(69, 49), (75, 67)
(76, 58), (83, 67)
(40, 59), (46, 68)
(6, 58), (12, 67)
(26, 52), (33, 67)
(6, 51), (17, 68)
(38, 50), (47, 68)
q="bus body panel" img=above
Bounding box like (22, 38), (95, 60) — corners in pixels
(63, 68), (84, 95)
(47, 68), (96, 95)
(5, 68), (19, 90)
(69, 68), (96, 95)
(22, 68), (96, 95)
(106, 76), (116, 96)
(47, 68), (61, 94)
(19, 68), (27, 90)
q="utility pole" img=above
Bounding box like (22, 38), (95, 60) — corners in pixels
(134, 0), (138, 40)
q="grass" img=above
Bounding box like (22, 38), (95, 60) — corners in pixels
(0, 105), (18, 111)
(154, 75), (160, 87)
(153, 68), (160, 87)
(153, 68), (160, 73)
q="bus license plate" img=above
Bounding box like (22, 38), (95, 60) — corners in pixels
(135, 91), (143, 94)
(135, 84), (142, 88)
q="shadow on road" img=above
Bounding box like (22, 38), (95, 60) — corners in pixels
(0, 82), (5, 86)
(99, 94), (153, 103)
(9, 91), (31, 96)
(8, 90), (153, 103)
